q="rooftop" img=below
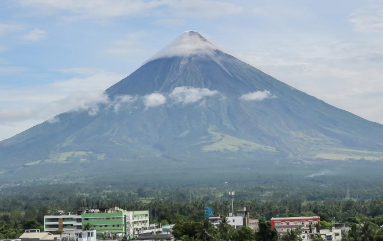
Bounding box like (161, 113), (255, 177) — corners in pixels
(271, 216), (320, 220)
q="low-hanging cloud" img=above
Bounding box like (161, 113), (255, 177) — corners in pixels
(169, 86), (218, 104)
(111, 95), (136, 112)
(143, 93), (166, 108)
(0, 91), (109, 125)
(240, 90), (275, 101)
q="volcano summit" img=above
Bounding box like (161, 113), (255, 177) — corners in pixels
(1, 31), (383, 183)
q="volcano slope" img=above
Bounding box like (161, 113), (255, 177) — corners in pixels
(1, 31), (383, 183)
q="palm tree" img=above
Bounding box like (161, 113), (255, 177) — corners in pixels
(280, 229), (303, 241)
(83, 223), (92, 230)
(360, 222), (375, 241)
(196, 220), (215, 241)
(217, 216), (234, 241)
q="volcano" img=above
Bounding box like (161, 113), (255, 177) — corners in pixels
(1, 31), (383, 182)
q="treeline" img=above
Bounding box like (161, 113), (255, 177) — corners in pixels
(0, 211), (44, 239)
(2, 184), (383, 239)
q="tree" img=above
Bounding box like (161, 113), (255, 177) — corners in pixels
(216, 216), (235, 241)
(312, 236), (325, 241)
(232, 226), (256, 241)
(195, 220), (216, 241)
(23, 220), (42, 230)
(343, 223), (359, 241)
(255, 220), (278, 241)
(83, 223), (92, 230)
(280, 229), (303, 241)
(359, 222), (376, 241)
(173, 222), (200, 240)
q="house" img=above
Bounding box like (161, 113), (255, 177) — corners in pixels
(19, 229), (60, 241)
(271, 216), (321, 239)
(320, 229), (342, 241)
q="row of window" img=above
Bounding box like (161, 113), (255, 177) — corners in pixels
(277, 228), (315, 234)
(83, 217), (122, 221)
(93, 225), (122, 228)
(275, 221), (316, 226)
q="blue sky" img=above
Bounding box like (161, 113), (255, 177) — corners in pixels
(0, 0), (383, 140)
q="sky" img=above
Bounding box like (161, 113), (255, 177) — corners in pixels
(0, 0), (383, 141)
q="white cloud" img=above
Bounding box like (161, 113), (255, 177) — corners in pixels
(0, 91), (109, 125)
(57, 91), (109, 116)
(20, 29), (46, 41)
(239, 36), (383, 124)
(169, 86), (218, 104)
(146, 31), (219, 63)
(0, 66), (29, 76)
(56, 67), (106, 75)
(47, 116), (59, 123)
(251, 8), (266, 16)
(111, 95), (136, 112)
(14, 0), (242, 22)
(240, 90), (275, 101)
(0, 23), (24, 36)
(0, 108), (35, 123)
(51, 71), (125, 92)
(143, 93), (166, 108)
(15, 0), (164, 20)
(172, 0), (242, 18)
(154, 18), (184, 27)
(350, 8), (383, 33)
(103, 31), (147, 57)
(0, 69), (124, 140)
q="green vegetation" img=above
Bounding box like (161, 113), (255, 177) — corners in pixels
(1, 182), (383, 239)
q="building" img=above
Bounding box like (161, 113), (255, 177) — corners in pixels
(226, 215), (244, 229)
(271, 216), (320, 239)
(320, 229), (342, 241)
(81, 207), (150, 237)
(44, 207), (150, 238)
(19, 230), (60, 241)
(44, 211), (82, 232)
(61, 230), (97, 241)
(248, 218), (260, 232)
(208, 207), (257, 230)
(161, 225), (174, 234)
(319, 223), (348, 241)
(132, 234), (173, 240)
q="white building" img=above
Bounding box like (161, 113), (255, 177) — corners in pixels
(61, 230), (96, 241)
(320, 228), (342, 241)
(226, 216), (244, 229)
(44, 212), (82, 232)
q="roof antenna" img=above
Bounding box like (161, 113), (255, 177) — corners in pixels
(228, 191), (235, 216)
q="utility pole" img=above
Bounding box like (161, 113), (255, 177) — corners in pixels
(228, 191), (235, 216)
